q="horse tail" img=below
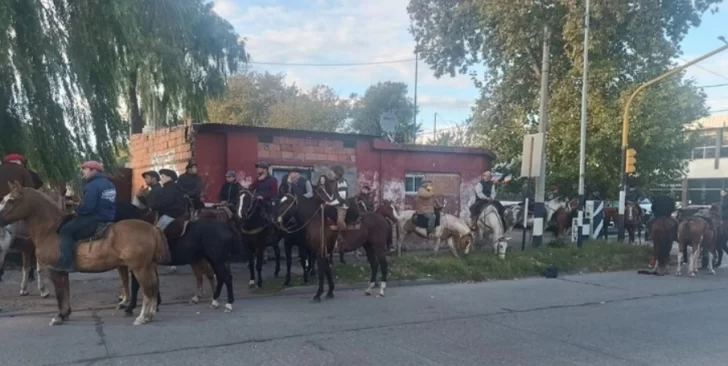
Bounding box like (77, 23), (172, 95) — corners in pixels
(386, 220), (394, 249)
(152, 227), (170, 263)
(678, 219), (692, 246)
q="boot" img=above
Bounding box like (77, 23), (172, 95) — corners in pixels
(469, 217), (478, 231)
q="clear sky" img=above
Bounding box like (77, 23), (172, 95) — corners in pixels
(212, 0), (728, 132)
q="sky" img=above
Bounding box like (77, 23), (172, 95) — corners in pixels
(212, 0), (728, 133)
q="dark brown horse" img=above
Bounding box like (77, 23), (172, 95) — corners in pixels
(624, 202), (643, 244)
(276, 189), (392, 301)
(677, 215), (717, 276)
(237, 189), (281, 288)
(550, 199), (578, 238)
(647, 217), (678, 275)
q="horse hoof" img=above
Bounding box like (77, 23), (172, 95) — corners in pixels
(377, 294), (385, 298)
(133, 317), (146, 326)
(365, 291), (372, 296)
(19, 291), (29, 297)
(283, 281), (291, 287)
(248, 280), (256, 289)
(124, 310), (134, 317)
(274, 273), (280, 279)
(116, 302), (128, 310)
(709, 270), (716, 275)
(40, 292), (50, 299)
(49, 317), (63, 326)
(210, 299), (220, 309)
(325, 293), (334, 299)
(189, 296), (200, 304)
(312, 297), (321, 303)
(224, 303), (233, 313)
(689, 272), (696, 277)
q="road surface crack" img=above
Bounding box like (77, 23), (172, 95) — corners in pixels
(91, 311), (110, 358)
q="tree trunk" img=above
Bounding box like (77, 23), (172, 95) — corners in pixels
(128, 68), (144, 134)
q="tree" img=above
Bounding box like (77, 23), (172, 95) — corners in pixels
(409, 0), (718, 198)
(350, 81), (418, 142)
(0, 0), (247, 182)
(425, 122), (474, 147)
(267, 85), (350, 132)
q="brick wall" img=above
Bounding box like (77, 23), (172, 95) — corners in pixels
(129, 126), (193, 195)
(258, 136), (356, 164)
(403, 173), (461, 216)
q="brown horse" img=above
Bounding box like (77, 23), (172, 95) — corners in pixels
(647, 217), (678, 275)
(550, 199), (578, 238)
(276, 190), (392, 301)
(0, 182), (167, 325)
(624, 202), (643, 244)
(677, 215), (717, 276)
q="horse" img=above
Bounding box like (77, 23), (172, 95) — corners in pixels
(676, 214), (717, 276)
(646, 217), (678, 276)
(624, 202), (643, 244)
(237, 189), (281, 289)
(396, 208), (474, 258)
(275, 190), (392, 301)
(0, 182), (166, 326)
(277, 212), (315, 286)
(548, 199), (578, 238)
(333, 196), (372, 264)
(120, 189), (217, 306)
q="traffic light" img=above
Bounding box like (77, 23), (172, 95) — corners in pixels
(625, 148), (637, 174)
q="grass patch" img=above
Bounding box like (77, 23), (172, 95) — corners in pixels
(328, 240), (651, 283)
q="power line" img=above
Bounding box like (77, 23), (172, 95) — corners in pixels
(249, 58), (416, 67)
(698, 83), (728, 88)
(679, 57), (728, 81)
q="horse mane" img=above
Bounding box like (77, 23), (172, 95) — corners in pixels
(24, 187), (64, 214)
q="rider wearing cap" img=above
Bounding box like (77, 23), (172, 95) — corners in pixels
(152, 169), (187, 231)
(219, 170), (243, 208)
(249, 162), (278, 218)
(416, 180), (439, 237)
(327, 165), (349, 230)
(469, 170), (507, 230)
(279, 167), (313, 198)
(356, 184), (375, 211)
(57, 161), (116, 272)
(178, 161), (204, 210)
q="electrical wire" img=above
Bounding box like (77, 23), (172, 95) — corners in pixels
(248, 58), (416, 67)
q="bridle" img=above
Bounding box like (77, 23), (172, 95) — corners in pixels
(275, 193), (322, 234)
(237, 190), (260, 220)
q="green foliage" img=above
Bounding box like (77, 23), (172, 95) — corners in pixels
(0, 0), (247, 183)
(408, 0), (719, 198)
(425, 122), (474, 146)
(349, 81), (419, 141)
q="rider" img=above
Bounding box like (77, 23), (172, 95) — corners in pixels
(178, 161), (204, 211)
(328, 165), (349, 231)
(140, 170), (162, 206)
(57, 161), (116, 272)
(279, 167), (313, 198)
(469, 170), (506, 230)
(415, 180), (439, 237)
(721, 189), (728, 221)
(219, 171), (243, 209)
(249, 162), (278, 219)
(0, 153), (35, 281)
(356, 184), (375, 211)
(152, 169), (187, 231)
(625, 184), (647, 215)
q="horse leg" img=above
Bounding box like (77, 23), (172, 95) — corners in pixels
(117, 266), (130, 309)
(433, 236), (442, 254)
(255, 244), (264, 288)
(689, 243), (700, 277)
(49, 270), (71, 326)
(208, 260), (233, 313)
(132, 266), (158, 325)
(324, 254), (335, 299)
(300, 245), (309, 284)
(284, 239), (293, 286)
(313, 256), (325, 302)
(247, 244), (256, 288)
(446, 237), (460, 259)
(19, 251), (30, 296)
(339, 249), (346, 265)
(272, 237), (281, 278)
(125, 272), (141, 316)
(36, 258), (49, 298)
(377, 251), (388, 298)
(189, 261), (205, 304)
(363, 245), (378, 296)
(707, 249), (716, 275)
(676, 242), (684, 276)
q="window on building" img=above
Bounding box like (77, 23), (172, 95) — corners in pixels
(721, 130), (728, 158)
(405, 174), (425, 194)
(685, 178), (728, 205)
(691, 130), (719, 159)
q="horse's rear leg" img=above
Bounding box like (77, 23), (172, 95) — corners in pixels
(208, 259), (234, 313)
(49, 271), (71, 326)
(272, 239), (281, 278)
(707, 249), (716, 275)
(313, 256), (325, 302)
(36, 258), (49, 298)
(324, 257), (335, 299)
(189, 260), (215, 304)
(284, 240), (294, 286)
(132, 266), (158, 325)
(116, 266), (130, 308)
(247, 246), (256, 288)
(255, 247), (264, 288)
(689, 243), (701, 277)
(363, 246), (379, 296)
(378, 253), (388, 297)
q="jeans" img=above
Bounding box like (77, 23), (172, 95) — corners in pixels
(58, 216), (100, 271)
(156, 215), (175, 230)
(421, 213), (436, 235)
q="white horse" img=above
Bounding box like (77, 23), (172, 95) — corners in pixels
(473, 204), (518, 259)
(396, 209), (474, 258)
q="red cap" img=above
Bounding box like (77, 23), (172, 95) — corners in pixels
(81, 160), (104, 172)
(3, 153), (25, 164)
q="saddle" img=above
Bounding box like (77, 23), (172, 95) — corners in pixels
(412, 209), (441, 229)
(326, 206), (361, 231)
(162, 216), (190, 240)
(695, 209), (721, 235)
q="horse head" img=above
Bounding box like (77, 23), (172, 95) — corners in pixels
(504, 204), (523, 230)
(376, 200), (399, 222)
(237, 189), (259, 220)
(0, 181), (61, 226)
(275, 193), (300, 227)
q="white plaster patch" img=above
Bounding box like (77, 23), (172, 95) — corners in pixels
(150, 151), (176, 172)
(459, 177), (480, 219)
(381, 179), (405, 211)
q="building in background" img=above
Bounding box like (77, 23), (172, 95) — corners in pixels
(415, 124), (471, 145)
(657, 114), (728, 205)
(130, 123), (495, 218)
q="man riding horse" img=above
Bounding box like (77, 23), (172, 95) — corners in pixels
(0, 153), (36, 282)
(355, 184), (375, 212)
(219, 170), (243, 209)
(329, 165), (350, 231)
(249, 162), (278, 220)
(415, 180), (440, 238)
(469, 170), (507, 231)
(56, 161), (116, 272)
(152, 169), (187, 233)
(178, 161), (204, 213)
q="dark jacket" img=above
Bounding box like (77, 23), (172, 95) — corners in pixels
(178, 173), (203, 198)
(721, 198), (728, 220)
(250, 175), (278, 200)
(480, 180), (493, 199)
(146, 183), (163, 207)
(0, 163), (34, 198)
(28, 169), (43, 189)
(151, 181), (187, 218)
(279, 174), (311, 197)
(219, 181), (243, 207)
(76, 173), (116, 222)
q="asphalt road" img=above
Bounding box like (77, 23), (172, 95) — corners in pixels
(2, 268), (728, 366)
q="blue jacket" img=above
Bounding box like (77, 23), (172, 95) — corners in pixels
(76, 173), (116, 222)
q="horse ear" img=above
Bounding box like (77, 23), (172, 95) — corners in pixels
(8, 180), (20, 193)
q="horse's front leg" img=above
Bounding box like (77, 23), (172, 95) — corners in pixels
(117, 267), (130, 309)
(37, 258), (50, 298)
(446, 237), (460, 258)
(19, 251), (31, 296)
(49, 271), (71, 326)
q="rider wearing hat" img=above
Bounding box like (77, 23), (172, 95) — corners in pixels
(327, 165), (349, 230)
(356, 184), (375, 211)
(57, 161), (116, 272)
(249, 162), (278, 218)
(415, 180), (439, 237)
(178, 161), (203, 210)
(279, 167), (313, 198)
(219, 171), (243, 208)
(140, 171), (162, 206)
(469, 170), (507, 230)
(152, 169), (187, 231)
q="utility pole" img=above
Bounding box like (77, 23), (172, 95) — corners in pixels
(576, 0), (590, 249)
(413, 52), (419, 143)
(434, 112), (438, 141)
(533, 25), (551, 248)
